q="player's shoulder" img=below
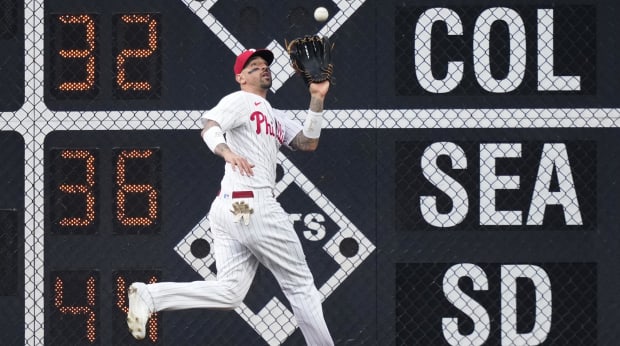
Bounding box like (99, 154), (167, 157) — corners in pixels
(218, 90), (246, 104)
(202, 91), (247, 122)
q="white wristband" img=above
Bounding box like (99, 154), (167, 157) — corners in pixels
(302, 110), (323, 138)
(202, 126), (226, 153)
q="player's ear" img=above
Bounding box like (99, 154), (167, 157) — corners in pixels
(235, 73), (245, 84)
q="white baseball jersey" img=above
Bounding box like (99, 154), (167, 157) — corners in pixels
(200, 90), (302, 192)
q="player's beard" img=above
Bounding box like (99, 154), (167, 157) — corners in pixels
(260, 77), (272, 90)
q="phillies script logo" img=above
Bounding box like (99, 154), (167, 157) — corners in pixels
(250, 111), (284, 144)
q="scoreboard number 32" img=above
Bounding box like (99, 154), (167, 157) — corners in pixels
(49, 13), (161, 100)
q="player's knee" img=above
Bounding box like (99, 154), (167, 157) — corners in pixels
(227, 293), (244, 309)
(282, 282), (320, 302)
(221, 285), (246, 309)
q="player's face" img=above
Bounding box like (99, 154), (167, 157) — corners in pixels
(242, 57), (272, 89)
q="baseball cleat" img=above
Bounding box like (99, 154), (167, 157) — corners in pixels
(127, 282), (151, 340)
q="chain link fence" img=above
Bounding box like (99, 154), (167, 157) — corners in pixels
(0, 0), (618, 344)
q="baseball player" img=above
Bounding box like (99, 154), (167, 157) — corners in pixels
(127, 47), (334, 345)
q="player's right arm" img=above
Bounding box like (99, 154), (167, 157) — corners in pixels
(201, 119), (255, 177)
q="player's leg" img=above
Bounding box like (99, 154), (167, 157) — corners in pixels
(248, 195), (334, 345)
(127, 234), (258, 339)
(144, 232), (259, 311)
(127, 199), (259, 338)
(127, 239), (258, 340)
(127, 244), (258, 339)
(269, 254), (333, 346)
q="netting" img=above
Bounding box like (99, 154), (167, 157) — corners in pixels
(0, 0), (617, 344)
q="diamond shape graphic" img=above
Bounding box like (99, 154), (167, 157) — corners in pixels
(175, 153), (375, 345)
(181, 0), (368, 92)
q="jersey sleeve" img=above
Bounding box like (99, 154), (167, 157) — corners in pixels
(200, 92), (247, 132)
(274, 109), (303, 149)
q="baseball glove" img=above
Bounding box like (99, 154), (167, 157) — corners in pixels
(286, 35), (334, 86)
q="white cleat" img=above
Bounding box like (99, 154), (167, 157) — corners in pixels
(127, 282), (152, 340)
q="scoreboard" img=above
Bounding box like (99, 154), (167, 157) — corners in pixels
(4, 0), (620, 344)
(43, 130), (209, 344)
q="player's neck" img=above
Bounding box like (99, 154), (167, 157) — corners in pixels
(240, 86), (268, 99)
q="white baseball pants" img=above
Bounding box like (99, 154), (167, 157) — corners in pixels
(141, 188), (334, 345)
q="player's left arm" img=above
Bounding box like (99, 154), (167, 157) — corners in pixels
(291, 80), (330, 151)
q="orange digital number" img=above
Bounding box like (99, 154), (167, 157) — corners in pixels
(53, 275), (97, 343)
(116, 14), (159, 91)
(56, 14), (96, 92)
(58, 150), (96, 227)
(115, 149), (159, 226)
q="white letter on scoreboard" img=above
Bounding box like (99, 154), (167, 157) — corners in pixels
(415, 8), (464, 93)
(473, 7), (527, 93)
(479, 143), (522, 225)
(527, 143), (583, 225)
(442, 263), (491, 346)
(501, 264), (552, 345)
(537, 9), (581, 91)
(421, 142), (469, 227)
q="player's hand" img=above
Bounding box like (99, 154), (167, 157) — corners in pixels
(309, 80), (330, 99)
(222, 151), (255, 176)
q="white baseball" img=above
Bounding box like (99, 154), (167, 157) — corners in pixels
(314, 7), (329, 22)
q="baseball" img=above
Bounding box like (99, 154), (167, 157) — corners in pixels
(314, 7), (329, 22)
